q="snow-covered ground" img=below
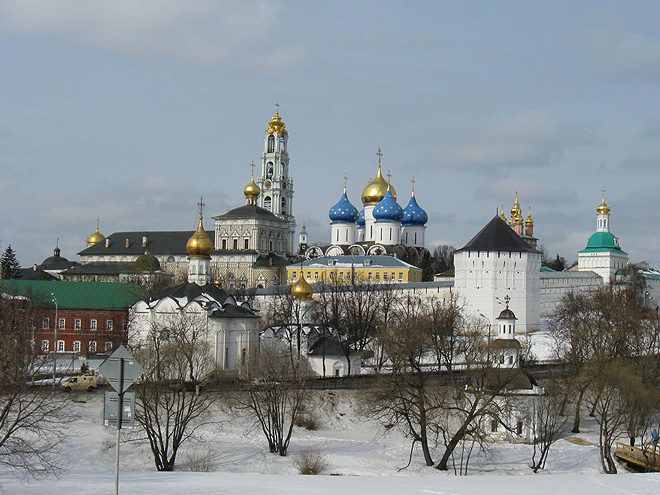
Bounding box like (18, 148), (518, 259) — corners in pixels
(1, 389), (659, 494)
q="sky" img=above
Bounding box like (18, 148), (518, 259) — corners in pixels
(1, 1), (660, 269)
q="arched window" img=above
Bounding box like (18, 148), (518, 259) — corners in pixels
(267, 135), (275, 153)
(281, 197), (287, 214)
(264, 196), (272, 210)
(266, 162), (274, 179)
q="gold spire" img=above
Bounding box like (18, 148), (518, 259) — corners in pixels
(266, 104), (287, 135)
(186, 207), (213, 259)
(510, 191), (522, 220)
(361, 148), (397, 205)
(500, 205), (507, 222)
(291, 273), (313, 300)
(597, 188), (610, 214)
(244, 162), (261, 200)
(86, 217), (105, 247)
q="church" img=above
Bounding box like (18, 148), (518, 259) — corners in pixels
(73, 110), (298, 289)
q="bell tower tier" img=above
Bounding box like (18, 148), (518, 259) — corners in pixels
(256, 106), (296, 255)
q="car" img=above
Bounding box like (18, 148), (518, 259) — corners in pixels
(61, 375), (98, 392)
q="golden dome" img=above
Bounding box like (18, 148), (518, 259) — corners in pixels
(266, 110), (287, 135)
(86, 220), (105, 247)
(291, 274), (313, 300)
(361, 165), (397, 205)
(186, 217), (214, 258)
(525, 209), (534, 226)
(597, 197), (610, 215)
(244, 172), (261, 199)
(500, 206), (507, 222)
(510, 193), (522, 219)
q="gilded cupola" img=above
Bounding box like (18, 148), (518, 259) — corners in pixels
(361, 150), (397, 205)
(596, 195), (611, 215)
(266, 109), (287, 135)
(86, 218), (105, 247)
(525, 208), (534, 227)
(291, 273), (313, 300)
(186, 216), (214, 258)
(510, 192), (522, 221)
(244, 170), (261, 201)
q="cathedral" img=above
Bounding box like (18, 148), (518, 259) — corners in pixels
(303, 149), (430, 265)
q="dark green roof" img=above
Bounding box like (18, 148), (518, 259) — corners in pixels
(579, 232), (627, 255)
(0, 280), (147, 310)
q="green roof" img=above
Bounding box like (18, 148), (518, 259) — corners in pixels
(0, 280), (147, 310)
(540, 265), (556, 272)
(579, 232), (627, 255)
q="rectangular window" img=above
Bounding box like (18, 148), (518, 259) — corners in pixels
(383, 273), (387, 281)
(399, 272), (403, 281)
(58, 318), (65, 330)
(340, 272), (344, 280)
(105, 341), (113, 352)
(41, 340), (49, 352)
(74, 319), (81, 330)
(329, 272), (334, 280)
(89, 341), (97, 353)
(307, 271), (311, 279)
(91, 319), (97, 331)
(244, 238), (249, 249)
(73, 341), (81, 353)
(222, 239), (227, 250)
(233, 239), (238, 250)
(491, 420), (498, 433)
(375, 273), (380, 281)
(391, 272), (395, 281)
(57, 340), (65, 352)
(314, 272), (319, 280)
(292, 272), (297, 280)
(106, 320), (113, 331)
(42, 318), (49, 329)
(368, 272), (372, 281)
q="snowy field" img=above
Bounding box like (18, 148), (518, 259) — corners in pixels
(1, 389), (659, 494)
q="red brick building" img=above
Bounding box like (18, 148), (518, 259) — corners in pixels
(1, 280), (146, 357)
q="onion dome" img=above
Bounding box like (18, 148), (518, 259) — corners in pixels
(86, 223), (105, 247)
(525, 208), (534, 227)
(291, 274), (313, 300)
(244, 172), (261, 199)
(373, 189), (403, 221)
(510, 193), (522, 220)
(186, 217), (214, 258)
(357, 208), (365, 227)
(134, 252), (161, 272)
(329, 189), (359, 223)
(361, 165), (397, 205)
(266, 109), (287, 135)
(401, 193), (428, 226)
(500, 206), (507, 222)
(597, 197), (611, 215)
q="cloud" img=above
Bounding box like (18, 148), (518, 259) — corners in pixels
(439, 111), (588, 168)
(475, 179), (577, 205)
(581, 25), (660, 80)
(0, 0), (307, 70)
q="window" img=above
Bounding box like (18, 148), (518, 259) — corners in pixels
(244, 238), (249, 249)
(491, 419), (498, 432)
(58, 318), (65, 330)
(292, 272), (297, 280)
(383, 273), (387, 281)
(375, 273), (380, 281)
(42, 318), (49, 329)
(105, 341), (113, 352)
(399, 272), (403, 281)
(233, 239), (238, 250)
(41, 340), (49, 352)
(368, 272), (372, 281)
(516, 421), (523, 435)
(73, 341), (81, 353)
(340, 272), (344, 280)
(264, 196), (272, 210)
(267, 135), (275, 153)
(329, 272), (334, 280)
(74, 319), (81, 330)
(89, 341), (97, 353)
(91, 319), (97, 331)
(57, 340), (65, 352)
(222, 239), (227, 250)
(314, 272), (319, 280)
(106, 320), (113, 331)
(307, 272), (311, 279)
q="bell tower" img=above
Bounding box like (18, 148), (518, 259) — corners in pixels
(257, 104), (296, 254)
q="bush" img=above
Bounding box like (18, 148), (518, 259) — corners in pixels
(294, 448), (328, 475)
(178, 448), (216, 472)
(294, 412), (319, 430)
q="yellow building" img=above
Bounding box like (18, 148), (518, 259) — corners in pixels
(287, 255), (423, 285)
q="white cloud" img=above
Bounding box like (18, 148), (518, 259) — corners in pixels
(0, 0), (307, 70)
(439, 110), (588, 168)
(582, 25), (660, 80)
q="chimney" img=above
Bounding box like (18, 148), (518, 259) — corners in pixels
(105, 238), (111, 248)
(125, 238), (131, 249)
(142, 236), (148, 248)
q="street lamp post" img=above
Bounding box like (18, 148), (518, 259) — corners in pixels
(51, 293), (58, 389)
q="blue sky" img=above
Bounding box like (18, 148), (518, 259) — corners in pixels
(1, 1), (659, 268)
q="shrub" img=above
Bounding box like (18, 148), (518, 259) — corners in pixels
(178, 448), (216, 472)
(294, 448), (328, 475)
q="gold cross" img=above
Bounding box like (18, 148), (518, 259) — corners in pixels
(376, 148), (383, 167)
(198, 196), (205, 218)
(344, 174), (348, 192)
(96, 217), (100, 229)
(250, 161), (256, 177)
(602, 187), (606, 200)
(411, 176), (415, 194)
(387, 170), (392, 183)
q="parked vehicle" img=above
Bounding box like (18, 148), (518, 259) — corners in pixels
(61, 375), (98, 392)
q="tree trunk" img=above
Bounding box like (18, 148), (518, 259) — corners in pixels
(435, 423), (469, 471)
(572, 388), (585, 433)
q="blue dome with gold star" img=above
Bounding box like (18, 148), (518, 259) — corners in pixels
(329, 191), (359, 223)
(402, 195), (428, 226)
(373, 190), (403, 221)
(357, 208), (365, 227)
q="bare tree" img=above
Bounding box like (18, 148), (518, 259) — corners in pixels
(0, 284), (73, 479)
(530, 386), (568, 473)
(130, 311), (217, 471)
(239, 344), (311, 456)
